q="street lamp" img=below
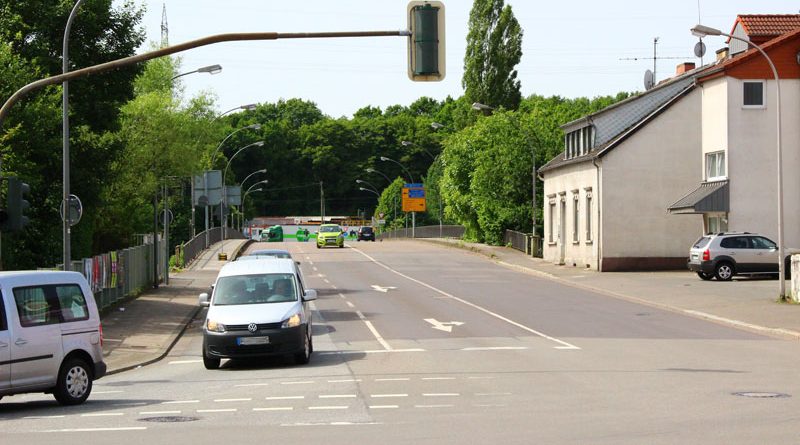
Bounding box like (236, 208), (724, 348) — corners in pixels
(359, 187), (380, 197)
(241, 168), (268, 189)
(242, 187), (265, 234)
(62, 0), (86, 271)
(210, 123), (261, 168)
(222, 141), (265, 228)
(171, 64), (222, 80)
(218, 103), (257, 119)
(380, 156), (415, 184)
(366, 167), (392, 184)
(402, 139), (435, 160)
(472, 102), (539, 244)
(356, 178), (380, 193)
(431, 122), (445, 130)
(690, 24), (787, 299)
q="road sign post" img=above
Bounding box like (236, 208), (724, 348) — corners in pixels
(402, 183), (426, 238)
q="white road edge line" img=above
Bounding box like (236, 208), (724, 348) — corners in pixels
(350, 247), (581, 350)
(43, 427), (147, 433)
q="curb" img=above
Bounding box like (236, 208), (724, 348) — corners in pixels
(106, 305), (202, 376)
(420, 238), (800, 342)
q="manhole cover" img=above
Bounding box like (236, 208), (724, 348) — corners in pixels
(732, 392), (791, 399)
(139, 416), (200, 423)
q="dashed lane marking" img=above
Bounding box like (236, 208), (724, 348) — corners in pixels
(214, 398), (252, 402)
(168, 359), (203, 365)
(308, 406), (349, 410)
(421, 377), (456, 381)
(414, 404), (454, 409)
(319, 394), (357, 399)
(235, 383), (270, 387)
(461, 346), (528, 351)
(139, 411), (181, 415)
(422, 393), (460, 397)
(197, 409), (237, 413)
(266, 396), (305, 400)
(81, 412), (124, 417)
(43, 427), (147, 433)
(369, 405), (399, 409)
(281, 381), (315, 385)
(370, 394), (408, 398)
(24, 415), (65, 419)
(375, 378), (410, 382)
(346, 301), (355, 308)
(351, 247), (581, 350)
(475, 392), (512, 396)
(163, 400), (200, 404)
(253, 407), (294, 412)
(318, 348), (424, 355)
(328, 379), (361, 383)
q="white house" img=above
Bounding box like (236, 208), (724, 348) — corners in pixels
(539, 64), (706, 271)
(669, 17), (800, 248)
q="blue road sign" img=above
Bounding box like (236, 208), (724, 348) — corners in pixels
(409, 189), (425, 198)
(404, 183), (424, 188)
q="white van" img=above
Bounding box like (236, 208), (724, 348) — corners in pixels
(199, 258), (317, 369)
(0, 271), (106, 405)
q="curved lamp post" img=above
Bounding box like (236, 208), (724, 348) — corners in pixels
(242, 187), (264, 233)
(210, 123), (261, 168)
(359, 187), (380, 197)
(218, 103), (257, 119)
(366, 167), (392, 184)
(171, 64), (222, 81)
(241, 168), (268, 190)
(355, 178), (379, 193)
(691, 24), (786, 299)
(62, 0), (86, 271)
(222, 141), (265, 228)
(379, 156), (414, 184)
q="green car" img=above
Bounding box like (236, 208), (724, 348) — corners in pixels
(316, 224), (344, 249)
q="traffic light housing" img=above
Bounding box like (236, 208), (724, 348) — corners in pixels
(407, 1), (445, 82)
(2, 176), (30, 232)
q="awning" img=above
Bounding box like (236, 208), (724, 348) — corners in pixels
(668, 180), (729, 214)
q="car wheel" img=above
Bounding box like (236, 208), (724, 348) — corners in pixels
(203, 348), (220, 370)
(53, 357), (93, 405)
(294, 328), (311, 365)
(714, 262), (734, 281)
(316, 243), (321, 249)
(696, 271), (713, 281)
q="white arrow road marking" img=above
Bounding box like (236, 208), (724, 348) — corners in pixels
(371, 285), (397, 293)
(424, 318), (464, 333)
(351, 247), (580, 350)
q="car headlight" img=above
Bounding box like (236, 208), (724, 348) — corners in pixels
(282, 313), (301, 328)
(206, 319), (226, 333)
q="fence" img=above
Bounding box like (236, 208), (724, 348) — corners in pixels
(380, 224), (465, 239)
(179, 227), (246, 268)
(504, 229), (543, 258)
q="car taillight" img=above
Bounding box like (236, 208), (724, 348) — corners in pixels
(702, 249), (710, 261)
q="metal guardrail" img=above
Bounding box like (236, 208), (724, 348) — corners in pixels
(380, 225), (465, 239)
(179, 227), (246, 268)
(504, 229), (543, 258)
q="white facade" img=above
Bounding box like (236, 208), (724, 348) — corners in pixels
(543, 88), (704, 271)
(699, 76), (800, 246)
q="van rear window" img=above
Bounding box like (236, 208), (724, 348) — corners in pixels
(13, 283), (89, 327)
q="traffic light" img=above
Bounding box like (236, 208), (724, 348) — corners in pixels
(3, 176), (30, 232)
(407, 1), (445, 82)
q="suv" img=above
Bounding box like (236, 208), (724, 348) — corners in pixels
(0, 271), (106, 405)
(687, 232), (798, 281)
(357, 226), (375, 242)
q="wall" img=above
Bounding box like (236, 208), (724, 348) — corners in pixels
(601, 88), (704, 270)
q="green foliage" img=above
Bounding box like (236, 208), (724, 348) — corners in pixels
(374, 178), (405, 229)
(462, 0), (524, 110)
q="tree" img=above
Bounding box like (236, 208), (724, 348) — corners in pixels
(462, 0), (523, 110)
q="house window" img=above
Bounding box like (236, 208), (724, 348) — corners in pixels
(548, 199), (556, 243)
(706, 214), (728, 234)
(706, 151), (726, 180)
(585, 189), (593, 242)
(743, 81), (765, 107)
(572, 192), (580, 243)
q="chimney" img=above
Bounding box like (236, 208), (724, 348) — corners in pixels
(676, 62), (696, 75)
(716, 47), (729, 61)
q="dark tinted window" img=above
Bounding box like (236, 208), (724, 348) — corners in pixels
(693, 237), (711, 249)
(743, 82), (764, 106)
(361, 227), (373, 234)
(751, 237), (777, 250)
(720, 237), (750, 249)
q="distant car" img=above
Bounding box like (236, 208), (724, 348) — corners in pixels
(240, 249), (293, 260)
(316, 224), (344, 249)
(687, 232), (799, 281)
(198, 258), (317, 368)
(357, 226), (376, 241)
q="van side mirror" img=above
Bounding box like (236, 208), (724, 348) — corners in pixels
(198, 293), (210, 307)
(303, 289), (318, 302)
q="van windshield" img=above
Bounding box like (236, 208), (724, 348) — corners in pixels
(213, 273), (297, 305)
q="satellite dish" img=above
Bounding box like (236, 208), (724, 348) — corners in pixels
(694, 40), (707, 58)
(644, 69), (655, 90)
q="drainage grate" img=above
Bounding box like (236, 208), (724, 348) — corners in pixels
(139, 416), (200, 423)
(732, 392), (791, 399)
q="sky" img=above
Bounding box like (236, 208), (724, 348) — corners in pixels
(122, 0), (800, 118)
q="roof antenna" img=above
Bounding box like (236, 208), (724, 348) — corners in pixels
(695, 0), (706, 65)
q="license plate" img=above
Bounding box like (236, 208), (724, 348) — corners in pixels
(691, 254), (698, 261)
(238, 336), (269, 345)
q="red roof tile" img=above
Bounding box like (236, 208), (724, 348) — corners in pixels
(731, 14), (800, 39)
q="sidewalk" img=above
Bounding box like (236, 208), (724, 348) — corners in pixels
(100, 238), (250, 374)
(423, 238), (800, 341)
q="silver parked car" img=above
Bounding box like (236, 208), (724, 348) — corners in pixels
(0, 271), (106, 405)
(687, 232), (798, 281)
(199, 258), (317, 369)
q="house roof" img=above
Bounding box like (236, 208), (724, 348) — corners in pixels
(539, 64), (710, 174)
(667, 180), (729, 214)
(730, 14), (800, 43)
(697, 26), (800, 83)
